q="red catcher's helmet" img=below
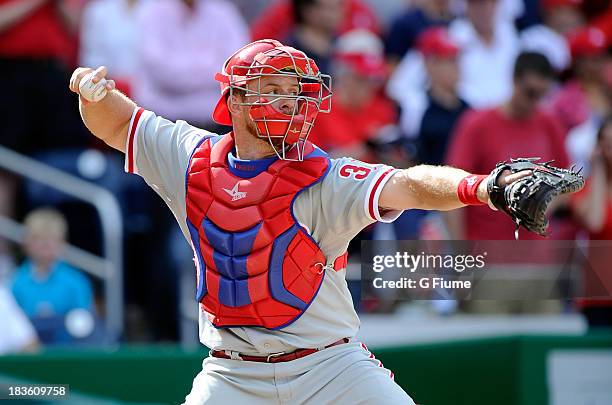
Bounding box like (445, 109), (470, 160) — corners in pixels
(212, 39), (332, 161)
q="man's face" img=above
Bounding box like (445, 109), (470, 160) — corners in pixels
(425, 55), (459, 92)
(182, 0), (196, 8)
(576, 54), (606, 83)
(336, 69), (379, 108)
(304, 0), (345, 34)
(24, 231), (64, 268)
(513, 72), (552, 114)
(546, 6), (585, 35)
(251, 74), (301, 114)
(467, 0), (497, 34)
(422, 0), (450, 16)
(599, 123), (612, 163)
(234, 74), (302, 147)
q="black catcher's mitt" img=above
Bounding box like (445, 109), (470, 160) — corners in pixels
(486, 158), (585, 239)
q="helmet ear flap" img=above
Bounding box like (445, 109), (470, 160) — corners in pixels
(215, 72), (229, 83)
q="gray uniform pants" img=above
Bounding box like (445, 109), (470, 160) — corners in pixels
(183, 340), (415, 404)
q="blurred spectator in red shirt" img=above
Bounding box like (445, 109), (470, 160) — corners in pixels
(80, 0), (141, 97)
(385, 0), (454, 68)
(570, 116), (612, 327)
(520, 0), (585, 71)
(308, 29), (397, 161)
(133, 0), (249, 128)
(399, 27), (470, 166)
(250, 0), (379, 42)
(0, 0), (88, 153)
(445, 52), (569, 240)
(0, 0), (82, 66)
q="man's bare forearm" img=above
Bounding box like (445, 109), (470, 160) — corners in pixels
(79, 90), (135, 152)
(380, 164), (530, 213)
(380, 165), (488, 212)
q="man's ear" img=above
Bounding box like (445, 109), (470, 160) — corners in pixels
(227, 93), (242, 116)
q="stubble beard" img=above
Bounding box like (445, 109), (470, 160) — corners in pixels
(245, 117), (287, 157)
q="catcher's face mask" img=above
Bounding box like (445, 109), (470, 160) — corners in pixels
(213, 40), (332, 161)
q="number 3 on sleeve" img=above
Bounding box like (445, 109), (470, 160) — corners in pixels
(339, 164), (371, 180)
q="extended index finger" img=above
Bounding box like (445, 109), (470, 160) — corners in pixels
(90, 66), (108, 84)
(502, 170), (533, 186)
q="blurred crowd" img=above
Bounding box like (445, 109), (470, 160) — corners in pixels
(0, 0), (611, 352)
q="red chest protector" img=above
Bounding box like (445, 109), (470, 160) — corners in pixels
(185, 134), (337, 329)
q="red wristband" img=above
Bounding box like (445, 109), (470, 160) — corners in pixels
(457, 175), (488, 205)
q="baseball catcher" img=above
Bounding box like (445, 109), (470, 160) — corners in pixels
(69, 39), (582, 404)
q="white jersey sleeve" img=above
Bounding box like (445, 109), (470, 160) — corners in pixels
(0, 286), (36, 354)
(124, 107), (215, 235)
(293, 157), (403, 262)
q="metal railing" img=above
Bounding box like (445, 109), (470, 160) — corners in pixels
(0, 145), (124, 342)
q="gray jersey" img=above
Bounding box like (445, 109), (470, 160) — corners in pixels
(125, 108), (403, 354)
